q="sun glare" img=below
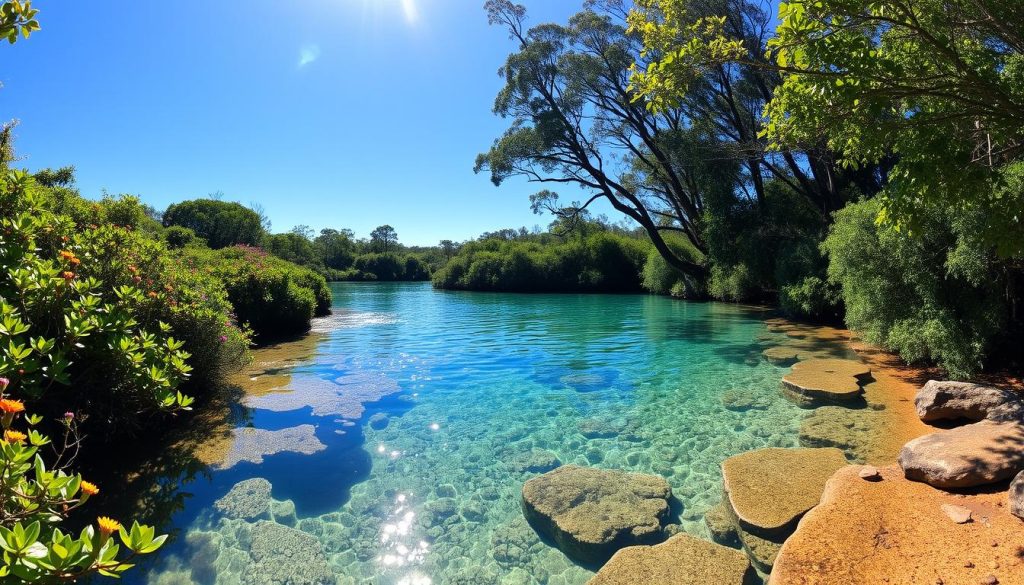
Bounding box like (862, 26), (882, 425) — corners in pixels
(400, 0), (418, 24)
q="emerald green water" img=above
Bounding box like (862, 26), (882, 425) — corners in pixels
(141, 282), (807, 585)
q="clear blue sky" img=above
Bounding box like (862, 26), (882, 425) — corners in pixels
(0, 0), (601, 246)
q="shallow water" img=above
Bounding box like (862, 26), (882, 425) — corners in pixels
(135, 283), (813, 585)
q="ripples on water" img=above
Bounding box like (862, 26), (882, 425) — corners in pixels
(136, 283), (807, 585)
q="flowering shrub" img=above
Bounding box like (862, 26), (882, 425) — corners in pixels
(0, 169), (250, 424)
(0, 379), (165, 581)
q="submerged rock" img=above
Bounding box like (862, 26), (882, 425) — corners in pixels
(220, 425), (326, 469)
(704, 502), (738, 547)
(520, 465), (672, 565)
(509, 448), (562, 473)
(244, 521), (335, 585)
(762, 346), (801, 366)
(721, 447), (847, 539)
(214, 478), (273, 521)
(587, 533), (757, 585)
(914, 380), (1024, 423)
(720, 390), (770, 412)
(770, 465), (1024, 585)
(799, 406), (882, 462)
(1010, 471), (1024, 520)
(898, 421), (1024, 488)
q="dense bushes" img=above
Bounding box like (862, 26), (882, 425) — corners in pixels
(823, 199), (1009, 378)
(179, 246), (331, 340)
(162, 199), (264, 249)
(1, 171), (250, 429)
(433, 231), (649, 292)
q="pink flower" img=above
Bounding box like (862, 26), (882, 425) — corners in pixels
(219, 335), (228, 343)
(64, 412), (74, 420)
(0, 377), (8, 391)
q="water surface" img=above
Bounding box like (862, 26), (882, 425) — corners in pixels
(139, 283), (806, 585)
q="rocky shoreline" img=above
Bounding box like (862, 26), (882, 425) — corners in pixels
(521, 318), (1024, 584)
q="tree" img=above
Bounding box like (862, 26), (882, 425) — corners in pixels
(370, 224), (398, 254)
(315, 228), (356, 270)
(479, 0), (713, 280)
(1, 0), (39, 44)
(763, 0), (1024, 255)
(439, 239), (458, 260)
(162, 199), (265, 249)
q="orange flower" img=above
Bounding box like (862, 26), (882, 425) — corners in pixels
(59, 250), (76, 260)
(96, 516), (121, 537)
(80, 481), (100, 496)
(70, 257), (81, 265)
(3, 430), (26, 443)
(147, 291), (158, 299)
(62, 271), (75, 280)
(0, 399), (25, 414)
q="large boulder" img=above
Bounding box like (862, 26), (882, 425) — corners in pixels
(770, 465), (1024, 585)
(214, 478), (273, 521)
(722, 447), (848, 539)
(521, 465), (672, 565)
(898, 421), (1024, 488)
(587, 533), (757, 585)
(1010, 470), (1024, 520)
(915, 380), (1024, 423)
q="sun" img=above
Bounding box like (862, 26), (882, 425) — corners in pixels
(400, 0), (418, 24)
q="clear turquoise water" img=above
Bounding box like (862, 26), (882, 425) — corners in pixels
(138, 282), (807, 585)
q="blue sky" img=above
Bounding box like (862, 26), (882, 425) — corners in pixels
(0, 0), (601, 246)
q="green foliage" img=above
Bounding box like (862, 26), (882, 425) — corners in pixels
(264, 232), (321, 270)
(313, 229), (356, 271)
(179, 246), (330, 340)
(369, 225), (398, 254)
(163, 226), (196, 250)
(0, 0), (39, 44)
(433, 229), (649, 293)
(162, 199), (265, 249)
(764, 0), (1024, 255)
(0, 385), (166, 582)
(823, 199), (1008, 378)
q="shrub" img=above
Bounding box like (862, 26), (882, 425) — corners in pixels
(163, 225), (196, 249)
(433, 230), (650, 292)
(162, 199), (264, 249)
(353, 253), (404, 281)
(0, 381), (166, 582)
(823, 198), (1008, 378)
(180, 245), (330, 340)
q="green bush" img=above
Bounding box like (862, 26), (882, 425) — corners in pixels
(162, 199), (264, 249)
(433, 230), (649, 292)
(163, 225), (196, 249)
(0, 171), (250, 426)
(823, 198), (1008, 378)
(180, 245), (331, 340)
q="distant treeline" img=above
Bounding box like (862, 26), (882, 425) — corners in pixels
(160, 199), (435, 282)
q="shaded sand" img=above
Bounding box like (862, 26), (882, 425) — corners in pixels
(770, 465), (1024, 585)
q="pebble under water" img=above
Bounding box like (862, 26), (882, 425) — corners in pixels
(134, 282), (818, 585)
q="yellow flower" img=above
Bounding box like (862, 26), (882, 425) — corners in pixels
(97, 517), (121, 537)
(0, 399), (25, 414)
(3, 430), (26, 443)
(81, 481), (100, 497)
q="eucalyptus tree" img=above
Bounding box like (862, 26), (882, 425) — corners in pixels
(478, 0), (721, 279)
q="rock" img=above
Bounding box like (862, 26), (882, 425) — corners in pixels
(587, 533), (757, 585)
(521, 465), (672, 565)
(769, 465), (1023, 585)
(733, 524), (784, 574)
(271, 499), (297, 527)
(898, 421), (1024, 488)
(722, 447), (847, 538)
(577, 417), (628, 439)
(858, 466), (882, 481)
(509, 448), (562, 473)
(704, 502), (738, 547)
(914, 380), (1024, 423)
(791, 358), (871, 379)
(799, 406), (882, 462)
(244, 521), (335, 585)
(368, 412), (389, 429)
(214, 478), (272, 521)
(941, 504), (972, 524)
(762, 346), (801, 366)
(721, 390), (770, 412)
(1010, 471), (1024, 520)
(219, 425), (327, 469)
